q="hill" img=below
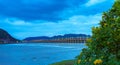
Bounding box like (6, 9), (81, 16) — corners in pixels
(0, 28), (19, 43)
(23, 34), (90, 43)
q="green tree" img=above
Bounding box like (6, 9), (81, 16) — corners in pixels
(76, 0), (120, 65)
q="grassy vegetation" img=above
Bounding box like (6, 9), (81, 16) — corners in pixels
(50, 60), (75, 65)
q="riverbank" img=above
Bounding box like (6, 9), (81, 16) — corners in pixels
(50, 60), (75, 65)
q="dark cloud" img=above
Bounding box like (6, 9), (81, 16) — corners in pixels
(0, 0), (87, 22)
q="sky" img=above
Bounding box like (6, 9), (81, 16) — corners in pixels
(0, 0), (114, 39)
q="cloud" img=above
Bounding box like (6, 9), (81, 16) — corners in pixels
(8, 21), (32, 26)
(4, 18), (32, 26)
(0, 0), (114, 22)
(85, 0), (106, 6)
(61, 0), (114, 18)
(0, 0), (87, 22)
(2, 13), (101, 39)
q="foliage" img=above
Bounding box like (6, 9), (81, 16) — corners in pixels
(75, 0), (120, 65)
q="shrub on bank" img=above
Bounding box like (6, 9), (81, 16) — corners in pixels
(75, 0), (120, 65)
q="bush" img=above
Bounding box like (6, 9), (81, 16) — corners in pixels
(75, 0), (120, 65)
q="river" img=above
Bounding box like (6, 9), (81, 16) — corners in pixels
(0, 43), (86, 65)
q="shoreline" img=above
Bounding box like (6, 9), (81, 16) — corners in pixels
(0, 42), (85, 44)
(50, 60), (75, 65)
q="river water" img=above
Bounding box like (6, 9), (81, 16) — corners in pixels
(0, 43), (86, 65)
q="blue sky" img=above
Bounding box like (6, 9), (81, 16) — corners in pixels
(0, 0), (114, 39)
